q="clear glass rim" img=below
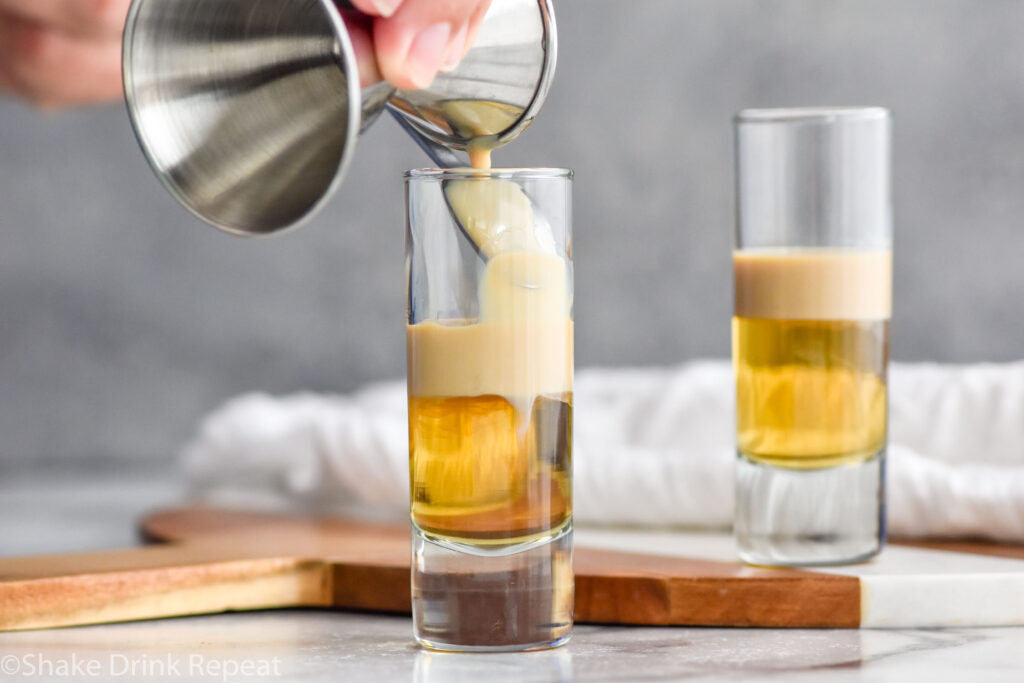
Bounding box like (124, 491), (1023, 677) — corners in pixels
(735, 106), (889, 124)
(404, 167), (573, 181)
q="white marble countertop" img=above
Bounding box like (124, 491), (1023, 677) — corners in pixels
(2, 469), (1023, 682)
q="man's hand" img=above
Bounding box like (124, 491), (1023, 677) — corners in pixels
(0, 0), (491, 109)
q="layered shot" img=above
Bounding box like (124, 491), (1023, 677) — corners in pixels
(732, 108), (893, 566)
(406, 168), (574, 651)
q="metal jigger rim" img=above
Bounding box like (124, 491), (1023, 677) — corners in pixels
(389, 0), (558, 152)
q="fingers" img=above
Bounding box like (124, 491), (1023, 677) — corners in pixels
(372, 0), (490, 90)
(457, 0), (491, 69)
(0, 15), (123, 107)
(0, 0), (130, 107)
(380, 19), (450, 91)
(0, 0), (131, 38)
(341, 11), (382, 88)
(440, 21), (468, 72)
(348, 0), (402, 19)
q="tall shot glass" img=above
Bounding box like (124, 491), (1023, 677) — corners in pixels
(732, 108), (892, 566)
(405, 168), (574, 651)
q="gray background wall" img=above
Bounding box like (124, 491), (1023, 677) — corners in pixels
(2, 0), (1023, 470)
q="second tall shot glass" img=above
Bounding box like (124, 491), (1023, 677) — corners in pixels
(405, 168), (574, 651)
(732, 108), (892, 566)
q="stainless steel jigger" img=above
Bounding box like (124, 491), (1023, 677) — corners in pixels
(122, 0), (557, 236)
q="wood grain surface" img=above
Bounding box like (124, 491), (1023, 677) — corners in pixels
(0, 507), (862, 632)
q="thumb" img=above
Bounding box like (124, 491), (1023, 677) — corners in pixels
(372, 0), (489, 91)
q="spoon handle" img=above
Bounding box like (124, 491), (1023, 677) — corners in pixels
(388, 108), (466, 168)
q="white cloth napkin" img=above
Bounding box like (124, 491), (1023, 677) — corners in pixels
(182, 361), (1024, 542)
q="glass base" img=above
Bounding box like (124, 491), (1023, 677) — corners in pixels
(412, 523), (573, 652)
(735, 451), (886, 566)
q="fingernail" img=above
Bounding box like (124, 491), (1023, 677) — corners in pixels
(406, 22), (450, 89)
(440, 22), (469, 73)
(371, 0), (402, 17)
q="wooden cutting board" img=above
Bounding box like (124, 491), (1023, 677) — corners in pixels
(1, 506), (1022, 632)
